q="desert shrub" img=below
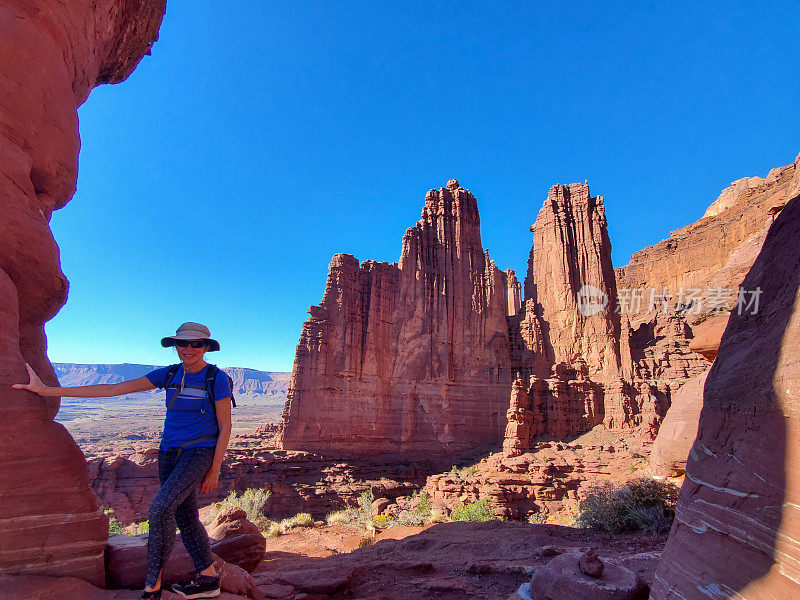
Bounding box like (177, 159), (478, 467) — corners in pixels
(394, 509), (426, 526)
(268, 512), (316, 536)
(358, 489), (375, 515)
(358, 536), (374, 547)
(428, 508), (447, 523)
(392, 491), (433, 526)
(527, 511), (548, 525)
(325, 509), (353, 525)
(371, 514), (391, 529)
(323, 489), (382, 532)
(417, 492), (431, 513)
(135, 520), (149, 535)
(214, 488), (271, 529)
(449, 497), (497, 522)
(575, 477), (679, 534)
(104, 509), (124, 533)
(291, 512), (314, 527)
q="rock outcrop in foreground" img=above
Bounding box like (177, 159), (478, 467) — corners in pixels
(652, 193), (800, 598)
(0, 0), (166, 584)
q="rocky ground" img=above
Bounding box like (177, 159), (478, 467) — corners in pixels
(3, 520), (664, 600)
(252, 521), (664, 599)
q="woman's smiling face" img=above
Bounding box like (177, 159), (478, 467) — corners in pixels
(176, 339), (208, 365)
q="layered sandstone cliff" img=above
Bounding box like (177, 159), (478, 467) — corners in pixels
(502, 182), (701, 453)
(0, 0), (166, 584)
(617, 153), (799, 345)
(637, 154), (800, 480)
(279, 180), (516, 454)
(652, 191), (800, 599)
(281, 178), (709, 457)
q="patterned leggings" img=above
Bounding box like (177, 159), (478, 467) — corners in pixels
(145, 447), (216, 588)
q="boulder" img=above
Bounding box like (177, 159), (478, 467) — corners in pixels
(273, 563), (357, 595)
(688, 315), (729, 361)
(371, 497), (392, 516)
(105, 517), (265, 590)
(213, 555), (266, 600)
(650, 370), (709, 477)
(620, 552), (660, 589)
(529, 552), (641, 600)
(105, 533), (195, 589)
(0, 573), (253, 599)
(578, 548), (604, 577)
(207, 508), (266, 573)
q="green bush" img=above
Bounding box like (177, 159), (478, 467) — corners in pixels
(215, 488), (271, 529)
(291, 512), (314, 527)
(358, 489), (375, 515)
(134, 520), (149, 535)
(575, 477), (679, 534)
(268, 512), (316, 536)
(449, 497), (497, 522)
(371, 514), (391, 529)
(397, 491), (431, 525)
(105, 508), (124, 533)
(417, 492), (431, 514)
(527, 511), (548, 525)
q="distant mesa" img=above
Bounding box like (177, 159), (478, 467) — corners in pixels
(54, 363), (291, 397)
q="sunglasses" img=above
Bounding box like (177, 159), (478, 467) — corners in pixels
(174, 340), (208, 349)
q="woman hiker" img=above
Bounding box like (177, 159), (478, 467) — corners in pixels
(14, 322), (233, 600)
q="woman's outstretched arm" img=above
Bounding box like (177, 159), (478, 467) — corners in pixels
(12, 363), (156, 397)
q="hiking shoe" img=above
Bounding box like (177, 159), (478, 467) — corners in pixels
(171, 574), (221, 599)
(140, 589), (161, 599)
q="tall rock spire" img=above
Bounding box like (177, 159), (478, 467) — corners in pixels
(279, 181), (516, 455)
(524, 182), (622, 378)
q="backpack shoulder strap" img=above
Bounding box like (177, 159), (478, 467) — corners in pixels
(228, 374), (237, 408)
(205, 364), (219, 404)
(205, 364), (237, 408)
(163, 364), (181, 390)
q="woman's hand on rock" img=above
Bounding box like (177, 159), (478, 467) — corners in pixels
(201, 465), (221, 494)
(12, 363), (49, 394)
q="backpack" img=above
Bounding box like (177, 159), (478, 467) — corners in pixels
(162, 363), (237, 414)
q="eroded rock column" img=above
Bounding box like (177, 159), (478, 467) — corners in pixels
(0, 0), (166, 584)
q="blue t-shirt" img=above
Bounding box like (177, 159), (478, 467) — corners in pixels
(146, 365), (232, 451)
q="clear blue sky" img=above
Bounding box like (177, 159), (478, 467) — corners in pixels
(47, 1), (800, 371)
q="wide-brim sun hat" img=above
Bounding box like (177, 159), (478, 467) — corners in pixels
(161, 322), (220, 352)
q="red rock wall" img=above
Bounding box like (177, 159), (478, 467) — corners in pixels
(514, 183), (626, 438)
(279, 180), (515, 454)
(89, 448), (430, 523)
(652, 191), (800, 598)
(0, 0), (165, 584)
(616, 154), (798, 294)
(524, 183), (622, 379)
